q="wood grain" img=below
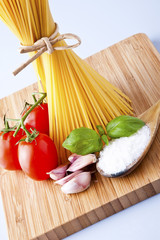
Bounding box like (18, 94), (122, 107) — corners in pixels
(0, 33), (160, 240)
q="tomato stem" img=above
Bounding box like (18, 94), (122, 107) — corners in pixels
(1, 93), (47, 141)
(14, 124), (21, 137)
(20, 119), (30, 137)
(4, 115), (9, 129)
(22, 93), (46, 121)
(6, 118), (20, 121)
(20, 101), (32, 116)
(1, 115), (17, 134)
(32, 94), (37, 103)
(13, 92), (47, 138)
(5, 121), (9, 129)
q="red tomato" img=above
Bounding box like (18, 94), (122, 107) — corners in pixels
(23, 103), (49, 135)
(0, 130), (24, 170)
(18, 133), (58, 180)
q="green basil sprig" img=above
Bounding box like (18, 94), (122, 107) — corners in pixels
(62, 116), (145, 155)
(62, 127), (103, 155)
(106, 115), (145, 138)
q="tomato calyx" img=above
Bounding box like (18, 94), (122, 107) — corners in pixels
(15, 92), (47, 142)
(19, 128), (39, 143)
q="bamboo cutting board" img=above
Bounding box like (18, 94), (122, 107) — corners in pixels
(0, 33), (160, 240)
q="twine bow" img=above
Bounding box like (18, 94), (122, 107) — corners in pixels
(13, 23), (81, 76)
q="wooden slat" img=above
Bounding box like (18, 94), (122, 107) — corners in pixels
(0, 33), (160, 240)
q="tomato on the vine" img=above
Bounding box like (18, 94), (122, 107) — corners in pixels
(18, 133), (58, 180)
(23, 103), (49, 135)
(0, 129), (24, 170)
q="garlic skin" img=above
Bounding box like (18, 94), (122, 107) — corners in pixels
(61, 172), (91, 194)
(68, 154), (81, 163)
(55, 170), (82, 186)
(47, 163), (69, 180)
(67, 154), (97, 172)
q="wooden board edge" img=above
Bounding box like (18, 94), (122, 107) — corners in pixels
(85, 33), (150, 58)
(31, 179), (160, 240)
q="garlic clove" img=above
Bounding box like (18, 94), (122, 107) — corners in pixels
(68, 153), (82, 163)
(61, 172), (91, 194)
(67, 154), (97, 172)
(47, 163), (70, 180)
(55, 170), (82, 185)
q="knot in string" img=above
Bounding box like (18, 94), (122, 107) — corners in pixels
(40, 37), (54, 54)
(13, 23), (81, 76)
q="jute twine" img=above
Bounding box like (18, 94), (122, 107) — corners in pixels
(13, 23), (81, 76)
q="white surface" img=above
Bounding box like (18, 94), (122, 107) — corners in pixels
(0, 0), (160, 239)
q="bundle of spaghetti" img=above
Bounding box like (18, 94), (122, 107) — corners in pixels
(0, 0), (133, 162)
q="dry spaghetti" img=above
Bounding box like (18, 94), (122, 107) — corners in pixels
(0, 0), (133, 162)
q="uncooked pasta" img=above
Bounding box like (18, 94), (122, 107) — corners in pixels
(0, 0), (133, 162)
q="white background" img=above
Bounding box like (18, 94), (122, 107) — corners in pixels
(0, 0), (160, 239)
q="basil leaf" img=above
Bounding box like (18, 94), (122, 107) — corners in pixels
(62, 127), (103, 155)
(101, 135), (109, 145)
(106, 115), (145, 138)
(96, 125), (105, 136)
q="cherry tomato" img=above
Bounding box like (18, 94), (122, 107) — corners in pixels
(0, 130), (24, 170)
(23, 103), (49, 135)
(18, 133), (58, 180)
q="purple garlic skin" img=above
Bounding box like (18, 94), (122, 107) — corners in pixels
(47, 163), (70, 180)
(61, 172), (91, 194)
(68, 154), (82, 163)
(55, 170), (82, 186)
(67, 154), (97, 172)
